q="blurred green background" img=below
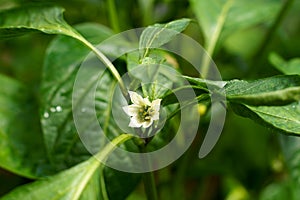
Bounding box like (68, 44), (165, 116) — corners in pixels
(0, 0), (300, 199)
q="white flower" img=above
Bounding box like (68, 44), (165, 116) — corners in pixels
(123, 91), (161, 128)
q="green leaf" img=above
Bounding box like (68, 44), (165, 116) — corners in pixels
(40, 23), (113, 168)
(230, 102), (300, 135)
(269, 53), (300, 75)
(0, 74), (50, 178)
(190, 0), (280, 49)
(0, 4), (125, 87)
(259, 181), (294, 200)
(104, 167), (142, 200)
(127, 19), (191, 101)
(227, 75), (300, 135)
(0, 134), (133, 200)
(40, 23), (140, 199)
(139, 18), (191, 58)
(225, 75), (300, 106)
(278, 135), (300, 198)
(281, 136), (300, 182)
(0, 4), (79, 39)
(0, 4), (126, 94)
(183, 75), (226, 91)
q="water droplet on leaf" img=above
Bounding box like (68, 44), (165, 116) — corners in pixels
(43, 112), (49, 118)
(56, 106), (62, 112)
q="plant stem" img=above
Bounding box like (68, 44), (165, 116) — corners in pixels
(74, 35), (129, 99)
(140, 145), (159, 200)
(138, 0), (154, 26)
(143, 171), (158, 200)
(166, 94), (210, 121)
(72, 134), (134, 200)
(107, 0), (120, 32)
(253, 0), (294, 61)
(100, 165), (110, 200)
(200, 0), (233, 78)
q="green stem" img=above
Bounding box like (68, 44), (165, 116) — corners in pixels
(163, 85), (209, 98)
(74, 34), (129, 99)
(172, 153), (190, 199)
(72, 134), (134, 200)
(95, 133), (134, 161)
(100, 165), (110, 200)
(138, 0), (155, 26)
(107, 0), (120, 32)
(143, 171), (158, 200)
(96, 134), (134, 200)
(166, 94), (210, 121)
(253, 0), (294, 61)
(140, 145), (159, 200)
(201, 0), (233, 78)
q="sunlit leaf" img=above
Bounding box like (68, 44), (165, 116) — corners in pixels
(0, 4), (79, 39)
(0, 134), (133, 200)
(139, 18), (191, 58)
(40, 23), (140, 199)
(40, 23), (112, 167)
(0, 4), (128, 91)
(225, 75), (300, 106)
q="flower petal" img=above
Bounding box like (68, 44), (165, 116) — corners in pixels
(142, 118), (153, 128)
(129, 116), (143, 128)
(151, 99), (161, 112)
(123, 105), (140, 116)
(125, 92), (162, 128)
(143, 97), (151, 106)
(150, 99), (161, 120)
(152, 112), (160, 120)
(129, 91), (144, 105)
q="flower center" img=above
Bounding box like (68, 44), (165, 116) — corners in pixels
(138, 105), (153, 121)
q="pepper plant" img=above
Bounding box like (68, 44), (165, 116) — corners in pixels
(0, 1), (299, 199)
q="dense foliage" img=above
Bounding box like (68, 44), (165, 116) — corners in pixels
(0, 0), (299, 199)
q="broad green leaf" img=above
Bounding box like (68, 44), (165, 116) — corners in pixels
(227, 75), (300, 136)
(225, 75), (300, 106)
(0, 4), (127, 93)
(190, 0), (280, 49)
(278, 135), (300, 198)
(0, 5), (79, 39)
(40, 23), (140, 199)
(0, 134), (133, 200)
(139, 18), (191, 58)
(0, 74), (50, 178)
(79, 169), (102, 200)
(230, 102), (300, 135)
(269, 53), (300, 75)
(127, 18), (191, 101)
(40, 23), (113, 167)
